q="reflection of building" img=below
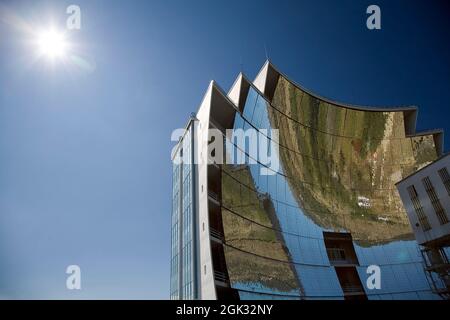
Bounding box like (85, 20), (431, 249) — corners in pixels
(396, 153), (450, 299)
(170, 61), (445, 300)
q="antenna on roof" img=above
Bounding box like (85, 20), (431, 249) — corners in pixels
(239, 55), (243, 73)
(264, 42), (269, 61)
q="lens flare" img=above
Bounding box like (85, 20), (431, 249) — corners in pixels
(36, 28), (68, 59)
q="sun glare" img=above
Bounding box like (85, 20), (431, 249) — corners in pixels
(36, 28), (68, 59)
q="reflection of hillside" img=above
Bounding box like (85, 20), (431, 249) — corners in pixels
(221, 164), (303, 294)
(270, 77), (438, 245)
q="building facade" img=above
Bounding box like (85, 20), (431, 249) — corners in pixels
(396, 153), (450, 298)
(171, 61), (445, 300)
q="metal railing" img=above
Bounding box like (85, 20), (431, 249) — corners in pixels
(208, 190), (220, 202)
(421, 248), (450, 299)
(210, 228), (224, 241)
(327, 248), (358, 265)
(327, 248), (346, 261)
(341, 284), (364, 293)
(214, 271), (228, 283)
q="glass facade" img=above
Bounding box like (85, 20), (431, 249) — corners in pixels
(219, 76), (442, 300)
(170, 160), (180, 299)
(170, 123), (197, 300)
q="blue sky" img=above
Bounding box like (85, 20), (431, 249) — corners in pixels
(0, 0), (449, 299)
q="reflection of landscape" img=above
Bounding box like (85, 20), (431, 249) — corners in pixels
(270, 76), (438, 244)
(221, 164), (303, 295)
(218, 65), (441, 299)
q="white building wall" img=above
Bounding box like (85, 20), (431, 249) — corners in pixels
(397, 154), (450, 245)
(194, 82), (217, 299)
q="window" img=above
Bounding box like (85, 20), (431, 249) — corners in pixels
(171, 126), (197, 300)
(422, 177), (449, 225)
(242, 88), (258, 121)
(327, 248), (346, 261)
(438, 167), (450, 196)
(407, 185), (431, 231)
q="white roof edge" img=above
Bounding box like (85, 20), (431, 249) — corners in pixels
(170, 81), (215, 160)
(253, 60), (270, 95)
(227, 73), (243, 106)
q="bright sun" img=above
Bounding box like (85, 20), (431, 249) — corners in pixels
(36, 28), (68, 59)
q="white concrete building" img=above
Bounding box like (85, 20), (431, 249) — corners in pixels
(171, 61), (446, 300)
(396, 153), (450, 245)
(396, 153), (450, 298)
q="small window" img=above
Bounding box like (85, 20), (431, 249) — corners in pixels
(422, 177), (449, 225)
(407, 185), (431, 231)
(438, 167), (450, 196)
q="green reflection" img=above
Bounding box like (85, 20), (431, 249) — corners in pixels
(270, 76), (439, 245)
(221, 164), (303, 294)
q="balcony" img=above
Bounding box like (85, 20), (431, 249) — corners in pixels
(210, 228), (224, 243)
(214, 271), (229, 287)
(208, 190), (221, 204)
(341, 284), (365, 294)
(323, 232), (360, 266)
(335, 267), (367, 300)
(421, 247), (450, 299)
(326, 248), (358, 266)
